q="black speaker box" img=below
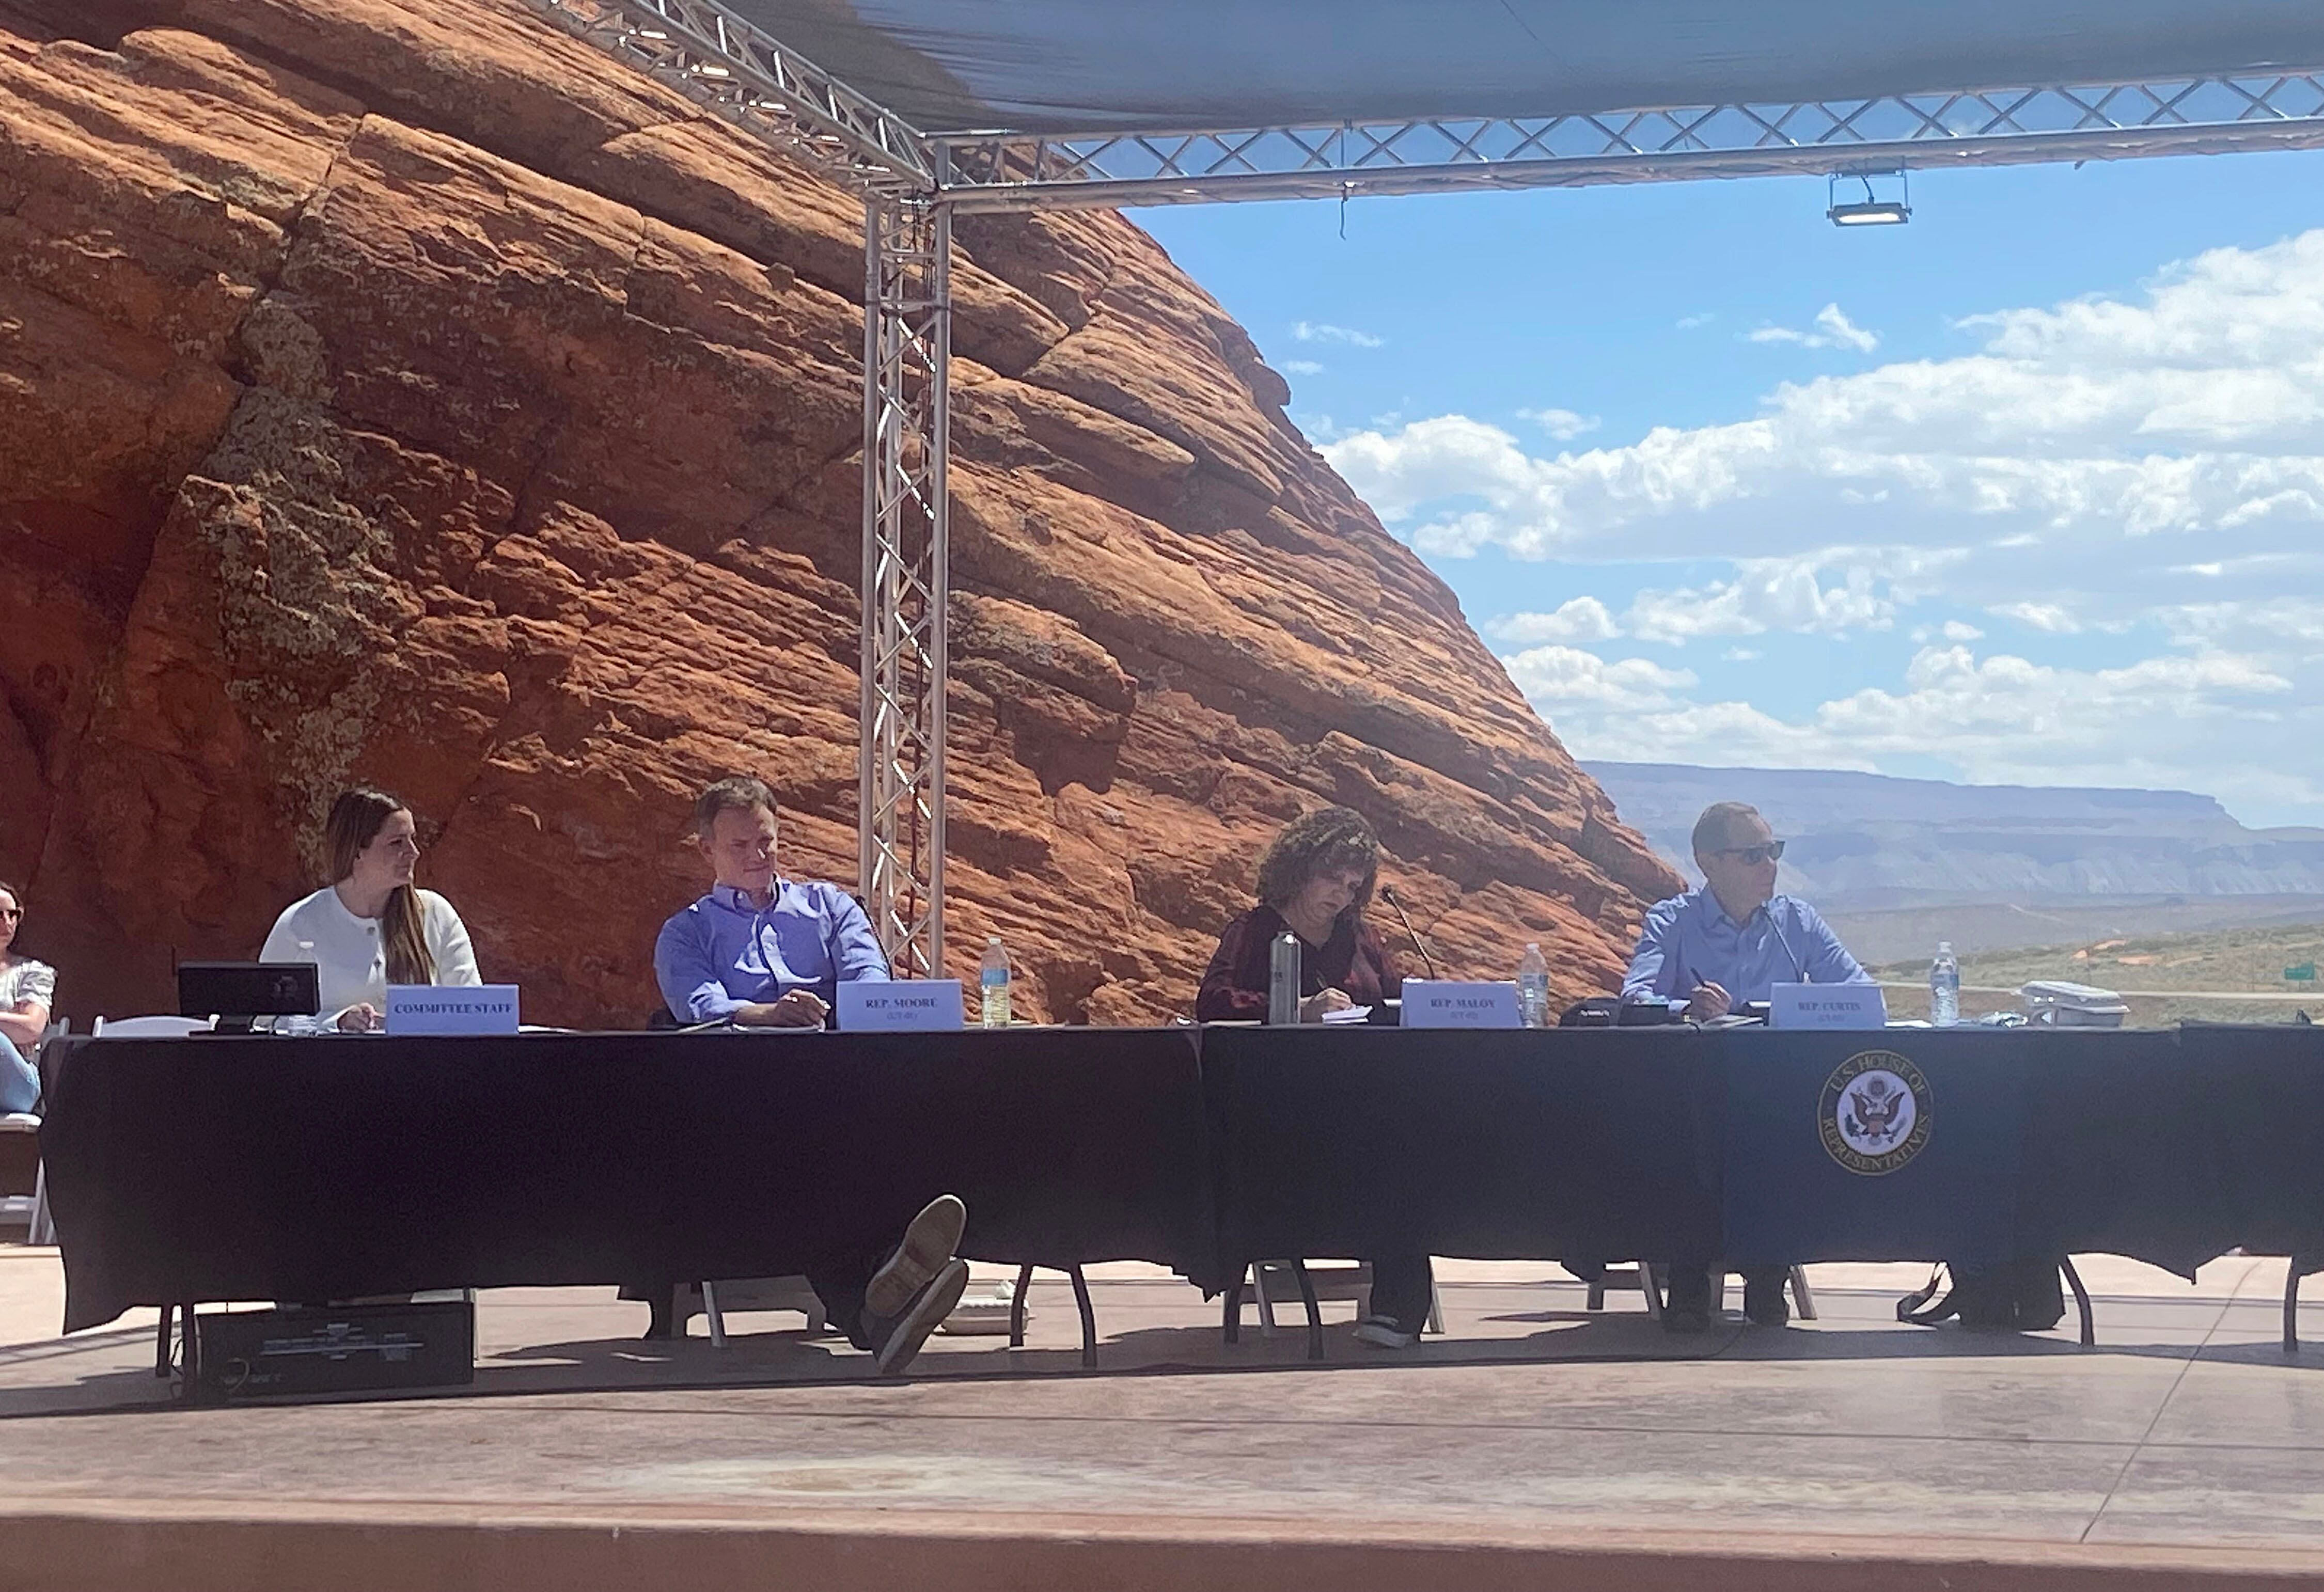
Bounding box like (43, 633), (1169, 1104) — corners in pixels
(194, 1299), (475, 1399)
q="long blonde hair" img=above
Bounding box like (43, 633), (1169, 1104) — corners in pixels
(324, 788), (434, 984)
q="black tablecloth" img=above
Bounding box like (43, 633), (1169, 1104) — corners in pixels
(1200, 1026), (1722, 1272)
(37, 1021), (2324, 1334)
(39, 1028), (1212, 1333)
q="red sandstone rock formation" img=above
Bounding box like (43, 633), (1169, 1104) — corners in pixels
(0, 0), (1678, 1027)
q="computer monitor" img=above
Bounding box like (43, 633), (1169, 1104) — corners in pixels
(177, 961), (321, 1033)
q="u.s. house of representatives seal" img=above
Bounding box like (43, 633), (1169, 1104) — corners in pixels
(1817, 1050), (1932, 1176)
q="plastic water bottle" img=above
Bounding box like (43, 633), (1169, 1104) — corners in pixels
(979, 935), (1011, 1028)
(1268, 932), (1301, 1026)
(1930, 940), (1960, 1028)
(1518, 942), (1550, 1028)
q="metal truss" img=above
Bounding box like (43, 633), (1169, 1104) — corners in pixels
(519, 0), (2324, 980)
(933, 71), (2324, 210)
(517, 0), (934, 192)
(858, 198), (950, 978)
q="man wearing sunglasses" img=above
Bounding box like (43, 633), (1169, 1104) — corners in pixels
(1620, 800), (1871, 1329)
(1622, 801), (1870, 1022)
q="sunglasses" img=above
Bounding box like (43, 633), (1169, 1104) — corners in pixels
(1714, 841), (1785, 865)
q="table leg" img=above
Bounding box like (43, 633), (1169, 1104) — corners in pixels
(2287, 1255), (2311, 1354)
(2061, 1258), (2095, 1347)
(1222, 1271), (1244, 1344)
(154, 1303), (173, 1378)
(1070, 1265), (1097, 1369)
(1292, 1259), (1323, 1362)
(1010, 1264), (1034, 1348)
(178, 1303), (202, 1399)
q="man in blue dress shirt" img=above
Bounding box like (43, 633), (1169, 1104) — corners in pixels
(1623, 801), (1870, 1018)
(642, 777), (963, 1374)
(654, 775), (891, 1027)
(1623, 800), (1873, 1331)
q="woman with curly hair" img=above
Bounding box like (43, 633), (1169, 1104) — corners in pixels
(1195, 805), (1402, 1024)
(1194, 806), (1432, 1350)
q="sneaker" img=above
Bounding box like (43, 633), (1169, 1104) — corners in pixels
(1353, 1314), (1419, 1350)
(874, 1257), (970, 1376)
(865, 1193), (968, 1320)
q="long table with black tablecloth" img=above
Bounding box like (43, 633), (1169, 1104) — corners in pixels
(37, 1028), (1215, 1333)
(36, 1022), (2324, 1338)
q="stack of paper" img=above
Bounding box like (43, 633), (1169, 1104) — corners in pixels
(2020, 980), (2131, 1028)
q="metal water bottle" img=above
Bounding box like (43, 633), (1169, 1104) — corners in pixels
(1268, 931), (1301, 1026)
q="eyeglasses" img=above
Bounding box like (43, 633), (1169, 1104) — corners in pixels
(0, 907), (19, 921)
(1714, 841), (1785, 865)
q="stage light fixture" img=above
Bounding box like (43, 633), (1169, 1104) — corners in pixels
(1827, 170), (1910, 227)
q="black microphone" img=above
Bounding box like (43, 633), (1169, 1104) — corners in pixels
(1377, 885), (1441, 980)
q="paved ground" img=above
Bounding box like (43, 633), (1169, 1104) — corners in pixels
(2, 1247), (2321, 1588)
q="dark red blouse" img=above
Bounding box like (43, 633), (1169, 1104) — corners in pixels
(1194, 903), (1404, 1022)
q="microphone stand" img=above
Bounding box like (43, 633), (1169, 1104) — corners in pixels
(1770, 916), (1806, 982)
(1377, 885), (1441, 980)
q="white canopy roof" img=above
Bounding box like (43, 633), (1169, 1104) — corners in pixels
(729, 0), (2324, 137)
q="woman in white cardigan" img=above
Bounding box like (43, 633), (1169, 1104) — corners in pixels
(261, 787), (481, 1031)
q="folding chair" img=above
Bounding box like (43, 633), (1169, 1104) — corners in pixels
(1006, 1265), (1099, 1368)
(1222, 1259), (1446, 1361)
(683, 1276), (829, 1346)
(1582, 1262), (1819, 1321)
(0, 1019), (63, 1244)
(0, 1113), (41, 1241)
(90, 1015), (216, 1038)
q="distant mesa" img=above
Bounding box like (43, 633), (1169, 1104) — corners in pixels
(1585, 762), (2324, 963)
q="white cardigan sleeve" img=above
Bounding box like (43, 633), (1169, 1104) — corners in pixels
(422, 891), (483, 986)
(258, 900), (309, 965)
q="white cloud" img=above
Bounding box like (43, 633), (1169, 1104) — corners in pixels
(1747, 303), (1881, 354)
(1520, 406), (1601, 441)
(1677, 312), (1716, 330)
(2159, 596), (2324, 656)
(1624, 558), (1895, 644)
(1989, 601), (2083, 634)
(1484, 554), (1918, 652)
(1513, 642), (2318, 821)
(1322, 230), (2324, 587)
(1281, 359), (1324, 376)
(1291, 321), (1384, 348)
(1329, 229), (2324, 824)
(1722, 648), (1761, 662)
(1487, 597), (1621, 644)
(1500, 646), (1696, 714)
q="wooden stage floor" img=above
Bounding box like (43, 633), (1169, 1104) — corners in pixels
(2, 1249), (2321, 1590)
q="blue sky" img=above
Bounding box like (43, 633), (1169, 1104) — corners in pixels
(1137, 152), (2324, 829)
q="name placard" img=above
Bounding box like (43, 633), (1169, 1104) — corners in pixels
(839, 979), (964, 1032)
(1400, 980), (1523, 1030)
(385, 985), (521, 1036)
(1768, 982), (1888, 1031)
